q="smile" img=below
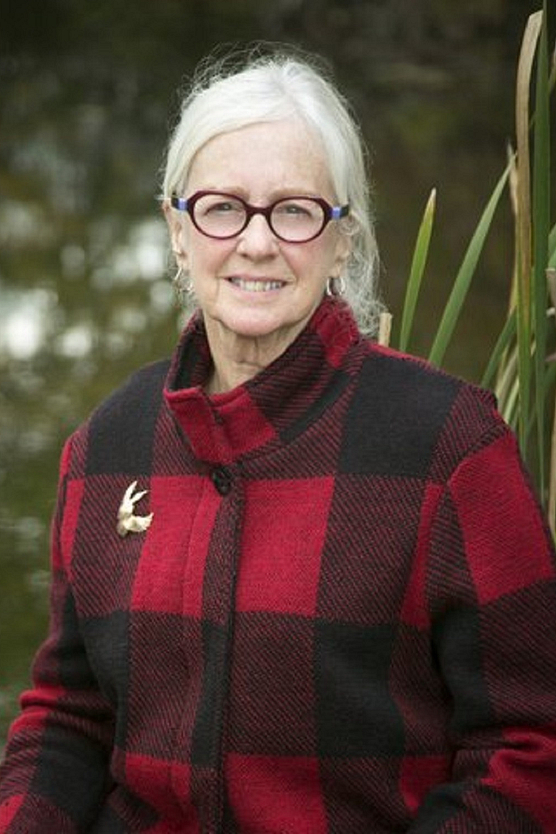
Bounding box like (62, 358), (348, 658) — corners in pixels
(228, 277), (285, 292)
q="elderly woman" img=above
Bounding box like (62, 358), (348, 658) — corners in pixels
(1, 49), (555, 834)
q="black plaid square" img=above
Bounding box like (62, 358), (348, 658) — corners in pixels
(314, 620), (405, 757)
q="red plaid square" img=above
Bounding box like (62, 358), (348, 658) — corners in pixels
(59, 478), (85, 570)
(226, 754), (328, 834)
(131, 475), (219, 617)
(453, 434), (554, 604)
(236, 478), (334, 615)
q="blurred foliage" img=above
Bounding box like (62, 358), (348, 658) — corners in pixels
(394, 4), (555, 515)
(1, 0), (552, 746)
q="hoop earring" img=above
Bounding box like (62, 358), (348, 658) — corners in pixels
(172, 266), (183, 287)
(326, 276), (346, 297)
(173, 267), (194, 297)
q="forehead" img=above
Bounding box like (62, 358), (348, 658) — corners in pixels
(187, 118), (334, 197)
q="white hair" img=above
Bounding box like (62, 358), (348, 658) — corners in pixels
(162, 46), (382, 335)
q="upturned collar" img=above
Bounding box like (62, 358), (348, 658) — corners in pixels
(163, 298), (361, 464)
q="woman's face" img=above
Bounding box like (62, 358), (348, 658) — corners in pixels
(166, 119), (350, 350)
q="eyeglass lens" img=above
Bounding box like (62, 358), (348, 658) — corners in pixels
(193, 194), (326, 241)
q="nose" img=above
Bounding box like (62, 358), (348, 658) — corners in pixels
(235, 213), (279, 259)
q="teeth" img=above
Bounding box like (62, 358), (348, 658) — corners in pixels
(231, 278), (284, 292)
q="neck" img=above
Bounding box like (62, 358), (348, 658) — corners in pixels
(203, 318), (309, 394)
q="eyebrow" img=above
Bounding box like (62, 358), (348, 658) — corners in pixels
(197, 186), (324, 201)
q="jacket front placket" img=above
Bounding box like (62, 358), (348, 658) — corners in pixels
(166, 388), (248, 833)
(163, 300), (359, 832)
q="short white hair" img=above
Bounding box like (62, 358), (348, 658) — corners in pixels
(162, 46), (382, 334)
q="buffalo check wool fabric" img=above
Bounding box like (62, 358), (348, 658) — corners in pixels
(1, 298), (556, 833)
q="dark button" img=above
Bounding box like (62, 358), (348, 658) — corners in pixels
(211, 466), (232, 496)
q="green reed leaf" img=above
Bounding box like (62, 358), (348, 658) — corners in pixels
(428, 167), (509, 367)
(399, 189), (436, 353)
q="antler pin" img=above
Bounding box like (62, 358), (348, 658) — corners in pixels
(116, 480), (154, 537)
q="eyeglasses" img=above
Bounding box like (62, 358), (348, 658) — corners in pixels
(170, 190), (350, 243)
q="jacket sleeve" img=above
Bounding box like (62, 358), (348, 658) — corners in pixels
(0, 438), (114, 833)
(409, 425), (556, 833)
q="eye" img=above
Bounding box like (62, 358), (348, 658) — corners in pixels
(200, 196), (244, 216)
(276, 200), (312, 217)
(273, 199), (322, 222)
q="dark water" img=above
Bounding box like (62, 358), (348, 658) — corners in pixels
(0, 0), (550, 746)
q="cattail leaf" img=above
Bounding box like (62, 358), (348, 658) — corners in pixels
(399, 189), (436, 353)
(428, 167), (509, 367)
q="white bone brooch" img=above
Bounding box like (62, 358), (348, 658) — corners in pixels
(116, 480), (154, 537)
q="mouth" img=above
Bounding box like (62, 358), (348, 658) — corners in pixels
(228, 277), (286, 293)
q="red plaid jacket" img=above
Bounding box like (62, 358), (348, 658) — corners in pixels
(1, 299), (556, 833)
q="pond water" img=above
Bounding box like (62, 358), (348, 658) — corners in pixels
(0, 0), (549, 747)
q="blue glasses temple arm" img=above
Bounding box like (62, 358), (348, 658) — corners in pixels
(171, 196), (188, 211)
(331, 205), (349, 220)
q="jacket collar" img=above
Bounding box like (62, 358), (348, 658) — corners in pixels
(163, 298), (361, 464)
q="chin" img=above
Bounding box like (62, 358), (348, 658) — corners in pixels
(221, 311), (299, 341)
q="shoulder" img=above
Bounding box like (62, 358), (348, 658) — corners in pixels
(342, 341), (506, 481)
(66, 358), (171, 478)
(90, 358), (171, 425)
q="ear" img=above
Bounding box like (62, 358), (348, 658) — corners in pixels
(331, 228), (352, 278)
(162, 198), (188, 270)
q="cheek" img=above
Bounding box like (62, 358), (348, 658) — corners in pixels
(187, 238), (234, 283)
(185, 233), (210, 270)
(295, 239), (341, 284)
